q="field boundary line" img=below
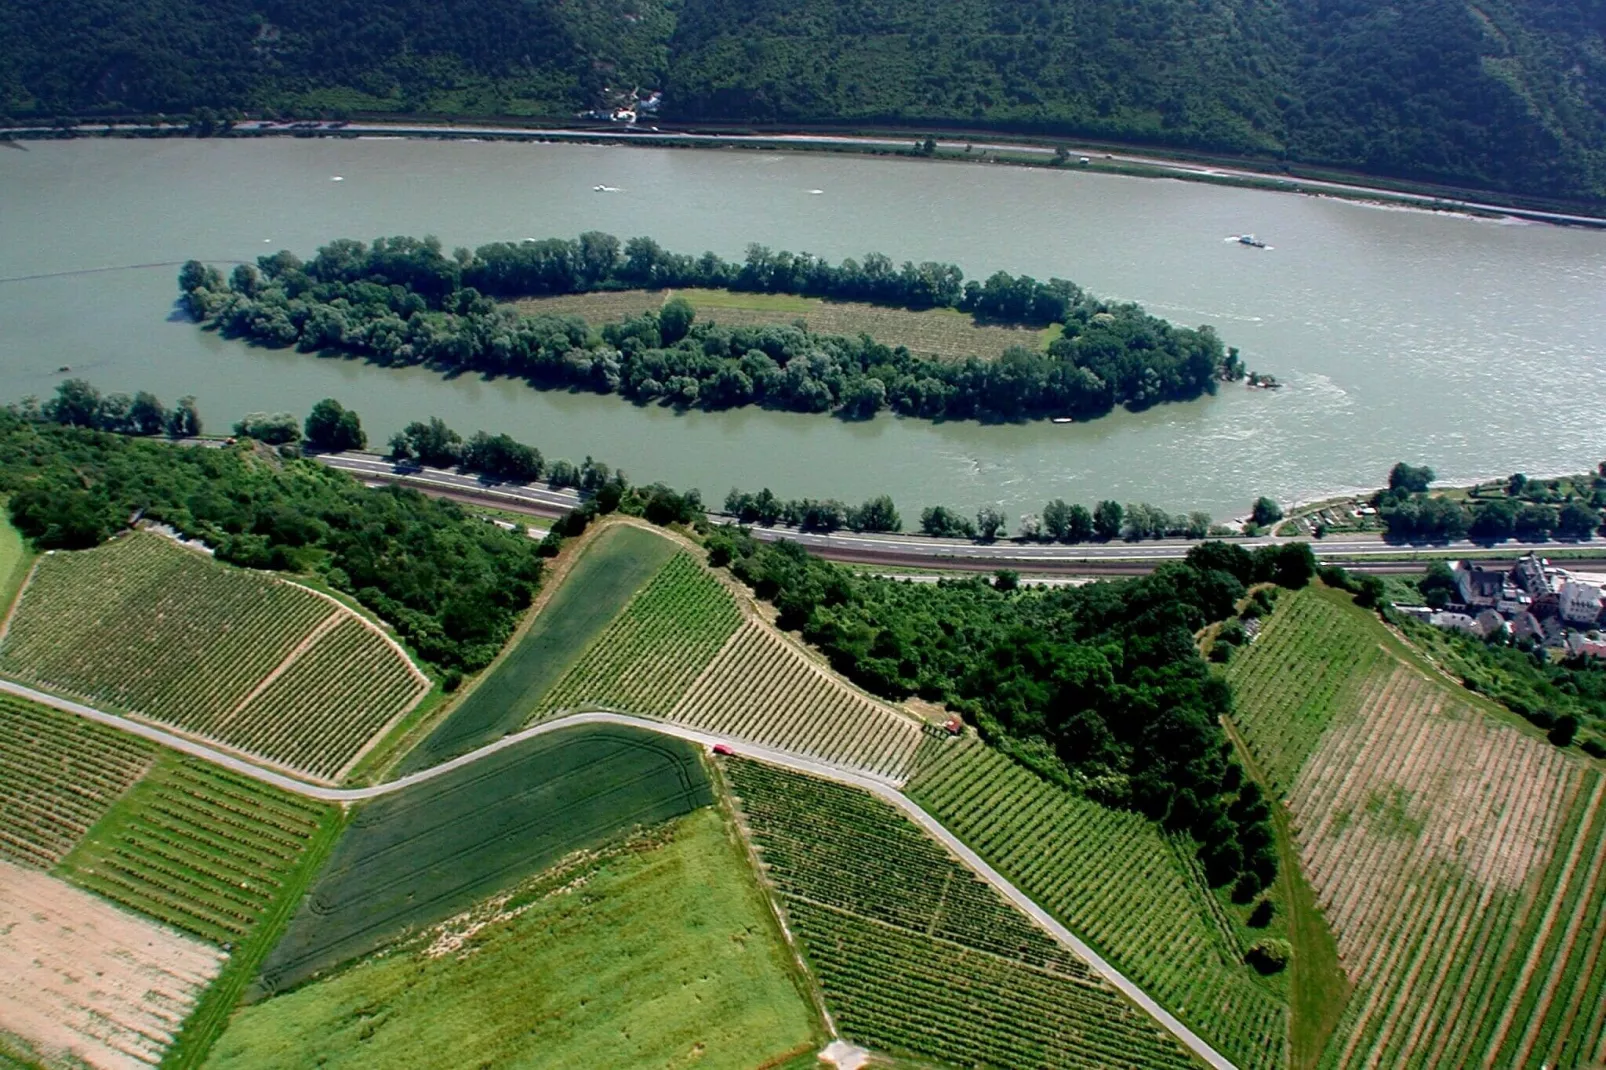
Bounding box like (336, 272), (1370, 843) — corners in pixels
(273, 574), (432, 690)
(215, 611), (343, 731)
(0, 555), (42, 647)
(0, 677), (1237, 1070)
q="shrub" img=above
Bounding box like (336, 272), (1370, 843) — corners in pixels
(1245, 938), (1292, 974)
(1548, 714), (1580, 748)
(1248, 897), (1276, 928)
(1581, 737), (1605, 759)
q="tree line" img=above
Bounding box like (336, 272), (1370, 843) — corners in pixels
(707, 529), (1316, 898)
(178, 233), (1243, 424)
(1378, 462), (1603, 542)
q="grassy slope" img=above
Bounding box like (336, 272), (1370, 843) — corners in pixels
(0, 507), (30, 623)
(397, 524), (677, 773)
(257, 725), (712, 995)
(206, 810), (822, 1070)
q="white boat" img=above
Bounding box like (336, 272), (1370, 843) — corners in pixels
(1051, 416), (1074, 424)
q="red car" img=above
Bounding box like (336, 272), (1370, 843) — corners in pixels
(712, 743), (735, 756)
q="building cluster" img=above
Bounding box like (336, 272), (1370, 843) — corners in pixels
(1399, 553), (1606, 658)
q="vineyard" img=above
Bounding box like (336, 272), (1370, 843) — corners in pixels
(1230, 587), (1606, 1069)
(258, 725), (713, 994)
(724, 758), (1198, 1069)
(0, 694), (155, 868)
(57, 754), (333, 945)
(906, 738), (1290, 1070)
(671, 621), (924, 780)
(1225, 586), (1386, 793)
(0, 533), (430, 780)
(532, 552), (742, 720)
(400, 523), (677, 772)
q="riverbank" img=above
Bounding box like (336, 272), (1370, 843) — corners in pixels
(6, 118), (1604, 229)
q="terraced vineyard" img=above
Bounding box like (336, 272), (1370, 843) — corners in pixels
(671, 621), (924, 780)
(1226, 587), (1386, 793)
(1230, 587), (1606, 1069)
(0, 694), (155, 867)
(0, 533), (430, 780)
(907, 738), (1289, 1070)
(57, 754), (333, 944)
(532, 552), (742, 720)
(725, 758), (1198, 1069)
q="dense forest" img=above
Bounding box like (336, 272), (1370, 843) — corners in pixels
(709, 528), (1314, 895)
(178, 234), (1237, 422)
(0, 407), (545, 675)
(1376, 462), (1605, 542)
(4, 0), (1602, 202)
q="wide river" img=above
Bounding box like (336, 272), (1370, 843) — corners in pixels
(2, 138), (1603, 521)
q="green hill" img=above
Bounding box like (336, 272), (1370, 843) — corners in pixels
(4, 0), (1603, 203)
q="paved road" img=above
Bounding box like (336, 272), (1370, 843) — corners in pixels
(2, 675), (1234, 1069)
(318, 452), (1581, 568)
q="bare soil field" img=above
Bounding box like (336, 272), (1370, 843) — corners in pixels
(0, 860), (224, 1069)
(511, 289), (1053, 360)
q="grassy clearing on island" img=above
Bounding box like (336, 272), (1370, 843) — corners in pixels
(207, 809), (822, 1070)
(0, 533), (429, 781)
(1228, 584), (1606, 1068)
(725, 758), (1196, 1069)
(513, 288), (1057, 360)
(258, 725), (712, 995)
(906, 736), (1290, 1070)
(398, 524), (677, 773)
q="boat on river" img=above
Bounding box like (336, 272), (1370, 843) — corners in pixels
(1236, 233), (1268, 248)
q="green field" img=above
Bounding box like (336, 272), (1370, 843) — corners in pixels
(514, 288), (1057, 361)
(725, 758), (1198, 1069)
(0, 533), (428, 779)
(206, 809), (821, 1070)
(906, 737), (1290, 1070)
(532, 552), (742, 721)
(258, 725), (713, 995)
(57, 753), (334, 944)
(399, 524), (677, 773)
(0, 508), (29, 619)
(0, 694), (155, 868)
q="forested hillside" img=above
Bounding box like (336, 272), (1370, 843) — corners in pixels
(3, 0), (1602, 201)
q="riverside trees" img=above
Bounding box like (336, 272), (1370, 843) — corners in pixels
(177, 234), (1241, 425)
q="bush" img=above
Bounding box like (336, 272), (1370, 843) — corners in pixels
(1582, 737), (1606, 759)
(1549, 713), (1580, 748)
(1248, 897), (1276, 928)
(1245, 938), (1293, 974)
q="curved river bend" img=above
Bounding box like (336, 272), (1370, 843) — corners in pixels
(2, 138), (1603, 520)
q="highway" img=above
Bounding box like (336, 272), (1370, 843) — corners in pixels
(1, 676), (1236, 1070)
(317, 452), (1585, 572)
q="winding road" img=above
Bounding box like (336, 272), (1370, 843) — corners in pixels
(1, 675), (1235, 1070)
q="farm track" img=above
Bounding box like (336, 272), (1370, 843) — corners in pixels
(0, 676), (1235, 1070)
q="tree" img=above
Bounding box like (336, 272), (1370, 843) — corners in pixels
(234, 412), (301, 445)
(1549, 713), (1580, 748)
(975, 506), (1006, 541)
(1557, 501), (1599, 540)
(1419, 561), (1458, 608)
(659, 296), (696, 344)
(994, 569), (1019, 591)
(398, 418), (462, 467)
(1389, 462), (1436, 493)
(44, 379), (102, 427)
(1251, 496), (1283, 527)
(920, 505), (976, 539)
(1042, 499), (1072, 541)
(1065, 504), (1094, 542)
(850, 495), (900, 533)
(166, 396), (202, 437)
(128, 392), (168, 436)
(304, 399), (366, 452)
(1093, 500), (1123, 541)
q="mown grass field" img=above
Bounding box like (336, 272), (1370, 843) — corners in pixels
(906, 736), (1290, 1070)
(725, 758), (1197, 1069)
(513, 288), (1057, 360)
(532, 552), (743, 720)
(399, 524), (677, 774)
(0, 534), (429, 780)
(207, 809), (822, 1070)
(258, 725), (713, 995)
(1228, 583), (1606, 1069)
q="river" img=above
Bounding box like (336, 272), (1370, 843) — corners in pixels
(2, 137), (1603, 522)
